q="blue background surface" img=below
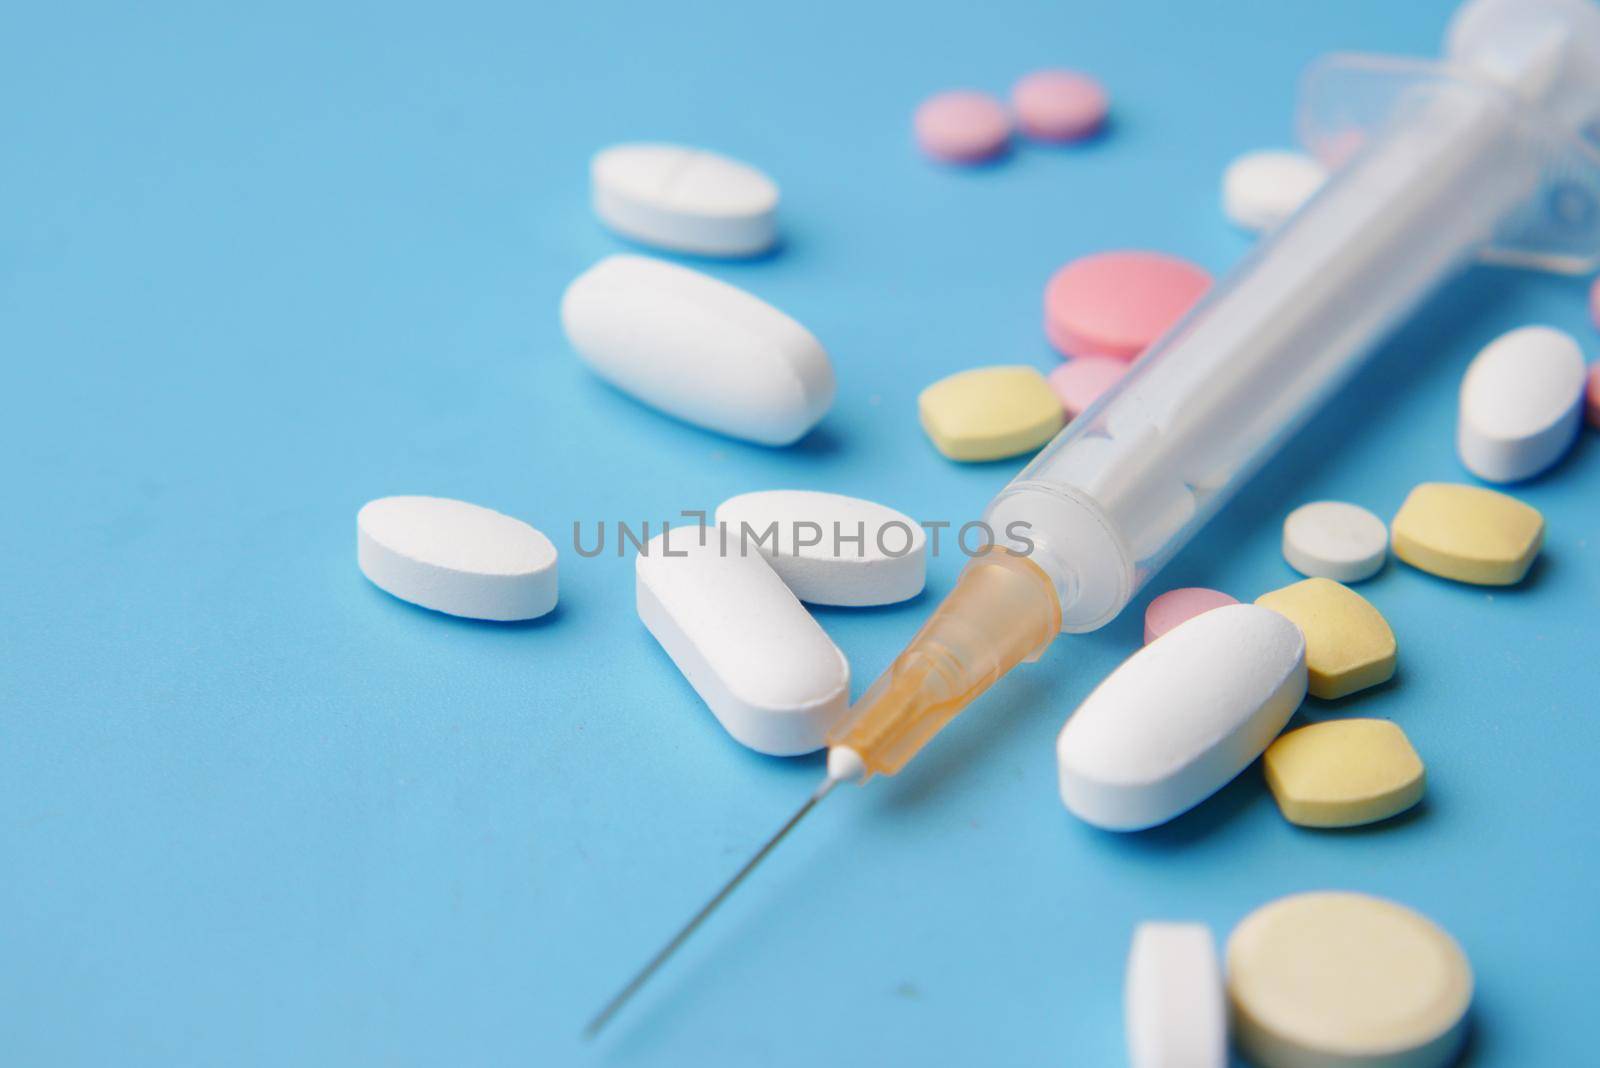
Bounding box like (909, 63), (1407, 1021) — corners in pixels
(3, 1), (1597, 1064)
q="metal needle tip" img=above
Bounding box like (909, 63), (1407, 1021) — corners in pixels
(583, 774), (840, 1040)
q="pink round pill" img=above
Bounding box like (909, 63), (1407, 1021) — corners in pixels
(1044, 251), (1212, 360)
(1587, 362), (1600, 428)
(1590, 274), (1600, 333)
(1143, 587), (1238, 645)
(1011, 70), (1107, 142)
(1047, 355), (1127, 419)
(915, 90), (1011, 163)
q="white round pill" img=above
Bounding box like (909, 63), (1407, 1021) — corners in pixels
(1281, 500), (1388, 583)
(358, 496), (558, 621)
(1222, 150), (1327, 233)
(1457, 324), (1586, 483)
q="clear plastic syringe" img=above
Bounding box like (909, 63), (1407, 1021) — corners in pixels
(587, 0), (1600, 1036)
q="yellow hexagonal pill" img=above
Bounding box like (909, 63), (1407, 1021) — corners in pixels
(918, 365), (1065, 462)
(1255, 577), (1396, 699)
(1264, 719), (1424, 827)
(1390, 482), (1544, 586)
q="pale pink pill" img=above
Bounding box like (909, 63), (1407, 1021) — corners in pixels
(1588, 363), (1600, 428)
(1044, 251), (1212, 360)
(1048, 355), (1127, 419)
(1143, 587), (1238, 645)
(1591, 275), (1600, 334)
(1011, 70), (1107, 142)
(915, 90), (1011, 163)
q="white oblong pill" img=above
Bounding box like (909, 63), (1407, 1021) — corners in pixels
(1281, 500), (1388, 583)
(561, 254), (835, 446)
(591, 143), (779, 257)
(713, 490), (926, 607)
(1057, 604), (1306, 830)
(1222, 150), (1327, 233)
(1457, 325), (1586, 483)
(357, 496), (558, 621)
(1125, 922), (1227, 1068)
(636, 525), (850, 755)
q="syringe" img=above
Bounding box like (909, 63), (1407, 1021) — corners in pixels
(586, 0), (1600, 1036)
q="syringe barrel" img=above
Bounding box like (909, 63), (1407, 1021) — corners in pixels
(985, 75), (1542, 632)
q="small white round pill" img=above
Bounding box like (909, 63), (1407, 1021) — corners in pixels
(1281, 500), (1388, 583)
(358, 496), (558, 621)
(1222, 150), (1327, 233)
(1457, 324), (1586, 483)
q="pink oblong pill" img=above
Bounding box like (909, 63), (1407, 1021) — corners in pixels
(915, 90), (1011, 163)
(1044, 251), (1212, 360)
(1011, 70), (1107, 142)
(1048, 355), (1127, 420)
(1144, 587), (1238, 645)
(1590, 275), (1600, 333)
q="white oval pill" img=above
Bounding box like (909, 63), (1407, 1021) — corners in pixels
(591, 143), (779, 257)
(636, 525), (849, 756)
(357, 496), (558, 621)
(714, 490), (926, 607)
(561, 254), (835, 446)
(1457, 325), (1586, 482)
(1125, 923), (1227, 1068)
(1281, 500), (1387, 583)
(1057, 604), (1306, 830)
(1222, 150), (1327, 233)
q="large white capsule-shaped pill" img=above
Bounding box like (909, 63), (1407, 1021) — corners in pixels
(636, 526), (850, 755)
(714, 490), (926, 607)
(1057, 604), (1306, 830)
(1125, 923), (1227, 1068)
(591, 143), (779, 257)
(562, 254), (835, 446)
(357, 496), (558, 621)
(1458, 325), (1586, 482)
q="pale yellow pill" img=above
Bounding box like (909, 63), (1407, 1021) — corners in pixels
(1228, 891), (1472, 1068)
(1390, 482), (1543, 586)
(1264, 719), (1424, 827)
(1255, 578), (1396, 700)
(918, 365), (1066, 461)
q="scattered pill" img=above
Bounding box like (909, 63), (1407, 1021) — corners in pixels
(1590, 274), (1600, 333)
(1047, 355), (1127, 420)
(590, 142), (779, 258)
(1044, 251), (1211, 360)
(561, 254), (835, 446)
(1125, 923), (1227, 1068)
(357, 496), (558, 621)
(918, 365), (1065, 461)
(1221, 150), (1327, 232)
(1143, 587), (1238, 645)
(714, 490), (926, 606)
(636, 525), (849, 756)
(1255, 578), (1396, 700)
(1390, 482), (1544, 585)
(1227, 892), (1472, 1068)
(1010, 70), (1107, 142)
(1264, 719), (1425, 828)
(1281, 500), (1388, 583)
(1457, 325), (1586, 482)
(1589, 363), (1600, 427)
(1057, 604), (1306, 831)
(914, 90), (1011, 163)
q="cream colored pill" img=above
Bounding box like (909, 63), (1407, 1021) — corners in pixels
(1390, 482), (1543, 585)
(1457, 325), (1585, 483)
(357, 496), (558, 621)
(635, 525), (849, 756)
(1228, 892), (1472, 1068)
(1256, 578), (1396, 700)
(590, 143), (778, 257)
(1222, 150), (1327, 233)
(1264, 719), (1425, 828)
(1282, 500), (1387, 583)
(714, 490), (926, 606)
(918, 365), (1065, 461)
(1125, 922), (1227, 1068)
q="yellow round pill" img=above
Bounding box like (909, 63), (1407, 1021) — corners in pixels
(1228, 891), (1472, 1068)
